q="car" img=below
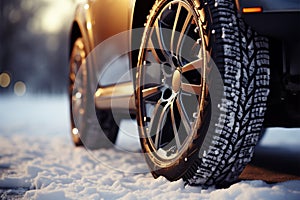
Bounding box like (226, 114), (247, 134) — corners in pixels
(68, 0), (300, 187)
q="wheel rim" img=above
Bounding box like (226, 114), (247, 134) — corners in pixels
(70, 39), (87, 138)
(137, 1), (209, 161)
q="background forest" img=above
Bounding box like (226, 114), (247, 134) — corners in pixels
(0, 0), (81, 94)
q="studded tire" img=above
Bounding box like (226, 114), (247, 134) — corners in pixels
(136, 0), (270, 187)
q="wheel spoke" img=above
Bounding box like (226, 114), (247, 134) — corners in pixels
(175, 98), (191, 134)
(150, 20), (170, 61)
(147, 101), (170, 149)
(170, 101), (182, 150)
(148, 36), (166, 63)
(170, 4), (182, 55)
(142, 85), (163, 99)
(181, 58), (203, 73)
(181, 82), (202, 95)
(176, 13), (193, 56)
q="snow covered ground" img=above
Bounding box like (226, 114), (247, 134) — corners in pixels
(0, 95), (300, 199)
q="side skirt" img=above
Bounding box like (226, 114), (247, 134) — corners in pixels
(94, 82), (136, 115)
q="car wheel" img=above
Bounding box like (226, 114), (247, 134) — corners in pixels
(69, 37), (87, 146)
(136, 0), (270, 187)
(69, 38), (119, 148)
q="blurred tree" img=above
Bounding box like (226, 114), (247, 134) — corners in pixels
(0, 0), (71, 94)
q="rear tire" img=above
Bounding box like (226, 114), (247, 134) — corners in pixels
(136, 0), (270, 187)
(69, 37), (119, 148)
(96, 109), (120, 144)
(69, 38), (88, 146)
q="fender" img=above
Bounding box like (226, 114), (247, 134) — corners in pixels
(70, 2), (97, 92)
(71, 3), (94, 55)
(86, 0), (135, 90)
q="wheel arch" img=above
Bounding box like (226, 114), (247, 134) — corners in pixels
(130, 0), (156, 78)
(131, 0), (156, 29)
(69, 21), (82, 58)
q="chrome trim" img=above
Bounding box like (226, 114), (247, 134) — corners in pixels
(95, 82), (136, 111)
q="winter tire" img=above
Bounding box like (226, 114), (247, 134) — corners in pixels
(69, 38), (119, 148)
(136, 0), (270, 187)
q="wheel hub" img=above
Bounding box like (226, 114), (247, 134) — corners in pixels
(172, 68), (181, 93)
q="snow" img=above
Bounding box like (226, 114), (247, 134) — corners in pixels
(0, 95), (300, 199)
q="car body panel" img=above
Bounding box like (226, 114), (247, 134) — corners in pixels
(88, 0), (133, 47)
(236, 0), (300, 38)
(235, 0), (300, 127)
(70, 0), (300, 126)
(71, 0), (135, 94)
(72, 3), (93, 52)
(236, 0), (300, 13)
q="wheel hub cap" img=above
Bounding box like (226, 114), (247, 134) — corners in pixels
(172, 69), (181, 93)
